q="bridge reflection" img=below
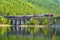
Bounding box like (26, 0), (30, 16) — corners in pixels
(4, 14), (54, 36)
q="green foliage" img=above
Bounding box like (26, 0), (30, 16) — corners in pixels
(26, 18), (38, 34)
(26, 18), (38, 25)
(22, 0), (60, 16)
(0, 0), (59, 24)
(0, 27), (9, 35)
(53, 18), (57, 24)
(40, 28), (48, 35)
(25, 17), (56, 35)
(0, 0), (46, 16)
(0, 17), (9, 24)
(39, 17), (48, 25)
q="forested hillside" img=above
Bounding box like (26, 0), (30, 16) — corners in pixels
(0, 0), (46, 16)
(22, 0), (60, 16)
(0, 0), (60, 16)
(0, 0), (60, 24)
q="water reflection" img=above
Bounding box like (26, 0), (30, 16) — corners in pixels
(0, 26), (60, 40)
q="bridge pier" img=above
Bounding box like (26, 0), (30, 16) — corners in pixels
(9, 18), (28, 34)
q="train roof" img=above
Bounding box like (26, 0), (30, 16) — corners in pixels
(4, 14), (53, 19)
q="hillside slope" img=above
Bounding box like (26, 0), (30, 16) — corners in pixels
(22, 0), (60, 16)
(0, 0), (60, 16)
(0, 0), (60, 24)
(0, 0), (46, 16)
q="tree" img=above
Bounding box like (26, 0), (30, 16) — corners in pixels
(26, 18), (38, 37)
(39, 17), (56, 40)
(39, 17), (48, 25)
